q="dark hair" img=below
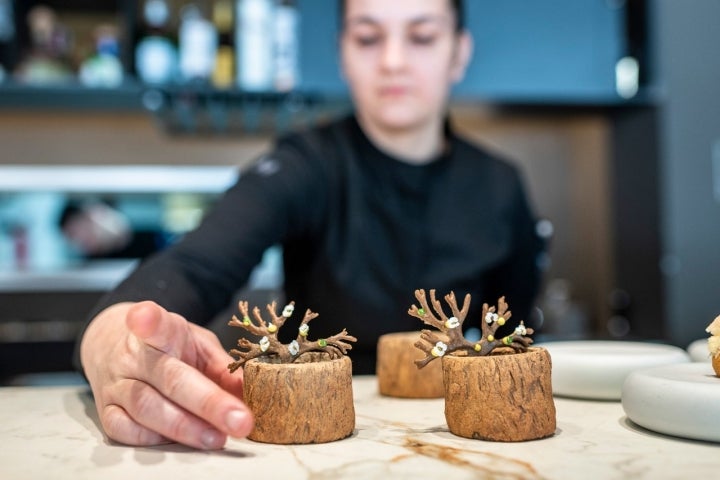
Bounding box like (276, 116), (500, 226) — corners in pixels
(338, 0), (465, 32)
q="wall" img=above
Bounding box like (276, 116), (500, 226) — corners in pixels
(654, 0), (720, 346)
(453, 106), (613, 333)
(0, 111), (270, 167)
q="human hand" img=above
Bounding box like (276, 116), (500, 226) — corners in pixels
(80, 301), (254, 449)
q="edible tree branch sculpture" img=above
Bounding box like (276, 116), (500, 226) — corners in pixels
(227, 300), (357, 372)
(408, 289), (534, 368)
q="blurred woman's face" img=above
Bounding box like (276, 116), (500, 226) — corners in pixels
(340, 0), (470, 134)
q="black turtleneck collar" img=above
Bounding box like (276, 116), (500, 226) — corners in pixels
(342, 114), (453, 196)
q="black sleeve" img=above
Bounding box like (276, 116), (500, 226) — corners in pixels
(72, 133), (327, 371)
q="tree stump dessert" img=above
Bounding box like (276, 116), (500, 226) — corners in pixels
(227, 300), (357, 444)
(408, 289), (556, 442)
(376, 331), (444, 398)
(706, 315), (720, 377)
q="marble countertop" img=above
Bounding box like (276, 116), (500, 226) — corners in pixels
(0, 376), (717, 480)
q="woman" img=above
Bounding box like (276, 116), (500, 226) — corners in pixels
(77, 0), (544, 450)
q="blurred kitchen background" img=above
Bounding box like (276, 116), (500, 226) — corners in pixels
(0, 0), (718, 385)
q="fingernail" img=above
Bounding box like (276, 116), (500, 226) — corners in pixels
(225, 409), (249, 434)
(201, 429), (224, 450)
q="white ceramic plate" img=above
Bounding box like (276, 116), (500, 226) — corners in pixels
(537, 340), (690, 400)
(622, 362), (720, 442)
(687, 338), (711, 362)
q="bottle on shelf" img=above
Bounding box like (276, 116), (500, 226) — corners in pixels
(212, 0), (234, 88)
(178, 3), (218, 83)
(236, 0), (274, 91)
(78, 24), (124, 88)
(14, 5), (74, 85)
(135, 0), (178, 85)
(273, 0), (299, 92)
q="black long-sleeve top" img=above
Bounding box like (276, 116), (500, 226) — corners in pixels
(78, 114), (545, 374)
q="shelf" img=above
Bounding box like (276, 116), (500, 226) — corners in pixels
(0, 259), (138, 293)
(0, 165), (239, 193)
(0, 80), (144, 110)
(140, 85), (350, 135)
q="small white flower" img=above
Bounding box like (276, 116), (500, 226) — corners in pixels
(299, 323), (309, 336)
(485, 312), (498, 324)
(288, 340), (300, 356)
(431, 341), (448, 357)
(514, 324), (527, 336)
(259, 336), (270, 352)
(445, 316), (460, 328)
(282, 304), (295, 317)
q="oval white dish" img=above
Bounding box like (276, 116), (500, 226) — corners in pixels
(687, 338), (711, 362)
(622, 362), (720, 442)
(537, 340), (690, 400)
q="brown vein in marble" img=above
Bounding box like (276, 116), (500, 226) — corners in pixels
(349, 413), (547, 478)
(400, 437), (546, 480)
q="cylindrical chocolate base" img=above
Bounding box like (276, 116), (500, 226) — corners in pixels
(376, 331), (444, 398)
(442, 347), (556, 442)
(243, 353), (355, 444)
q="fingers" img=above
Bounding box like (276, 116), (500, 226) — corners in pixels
(146, 353), (254, 440)
(102, 379), (227, 450)
(101, 404), (169, 447)
(126, 301), (188, 358)
(125, 302), (254, 441)
(101, 301), (254, 447)
(189, 323), (246, 397)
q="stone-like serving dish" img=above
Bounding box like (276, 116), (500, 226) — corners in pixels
(538, 340), (690, 400)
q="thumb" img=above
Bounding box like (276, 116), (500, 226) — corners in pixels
(126, 301), (188, 358)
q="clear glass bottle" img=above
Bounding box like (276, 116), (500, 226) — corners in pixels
(135, 0), (178, 84)
(236, 0), (274, 91)
(273, 0), (299, 92)
(178, 3), (218, 83)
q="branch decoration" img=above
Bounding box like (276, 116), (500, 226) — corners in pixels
(227, 300), (357, 373)
(408, 289), (534, 368)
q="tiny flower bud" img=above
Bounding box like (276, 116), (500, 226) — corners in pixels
(445, 317), (460, 328)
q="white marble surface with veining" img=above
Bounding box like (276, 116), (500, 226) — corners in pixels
(0, 376), (718, 480)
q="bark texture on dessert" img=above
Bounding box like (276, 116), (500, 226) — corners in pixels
(227, 300), (357, 444)
(243, 353), (355, 444)
(443, 348), (556, 441)
(377, 331), (444, 398)
(407, 289), (556, 442)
